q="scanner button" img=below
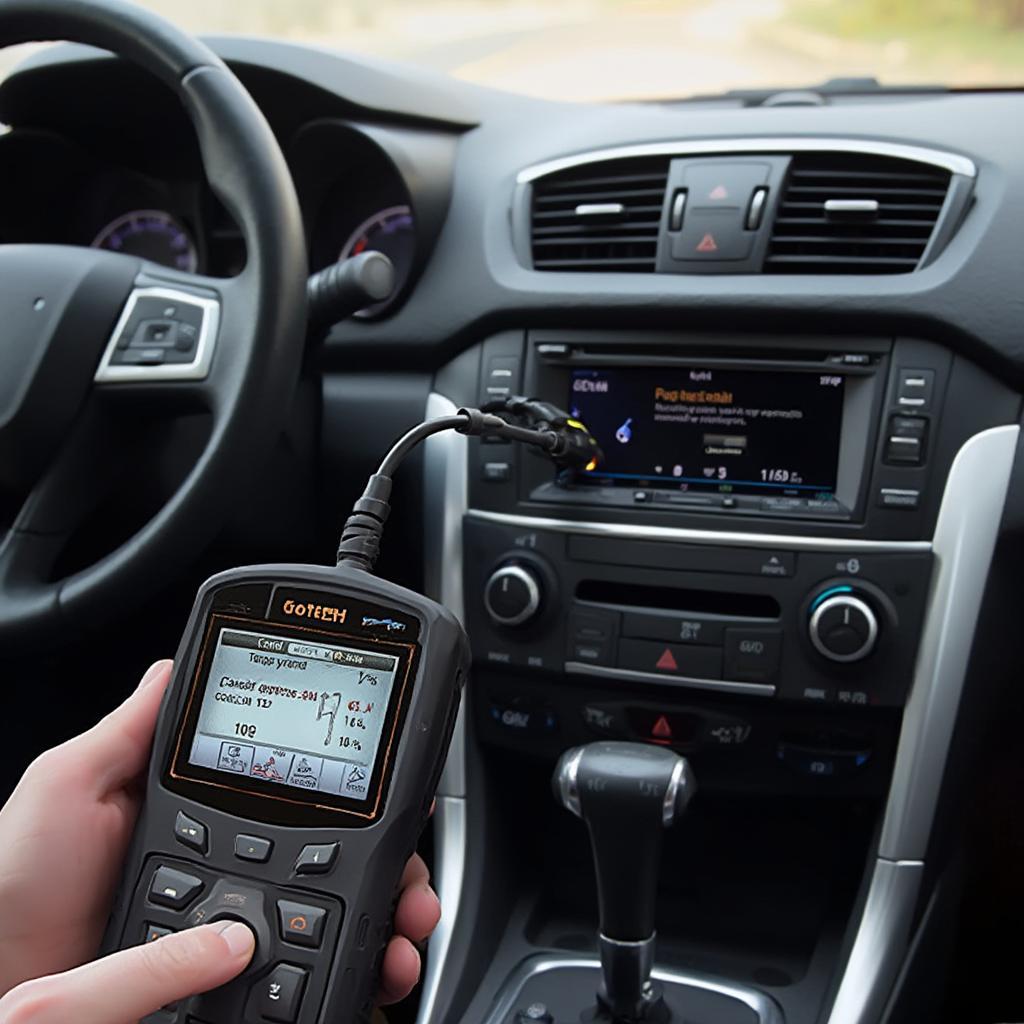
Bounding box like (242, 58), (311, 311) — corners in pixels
(277, 900), (327, 948)
(148, 866), (204, 910)
(143, 923), (174, 943)
(258, 964), (307, 1023)
(174, 811), (208, 854)
(235, 834), (274, 863)
(294, 843), (339, 875)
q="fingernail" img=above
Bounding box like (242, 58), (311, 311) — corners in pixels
(217, 920), (256, 957)
(138, 660), (172, 690)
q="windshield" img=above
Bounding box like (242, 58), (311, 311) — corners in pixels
(2, 0), (1023, 101)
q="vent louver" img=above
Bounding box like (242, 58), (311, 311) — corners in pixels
(530, 157), (670, 272)
(766, 153), (951, 274)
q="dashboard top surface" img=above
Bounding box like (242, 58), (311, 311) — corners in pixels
(1, 38), (1023, 386)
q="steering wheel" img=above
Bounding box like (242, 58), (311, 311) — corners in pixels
(0, 0), (307, 644)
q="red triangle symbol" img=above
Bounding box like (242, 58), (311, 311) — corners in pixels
(652, 714), (673, 739)
(708, 184), (729, 200)
(696, 233), (719, 253)
(655, 648), (679, 671)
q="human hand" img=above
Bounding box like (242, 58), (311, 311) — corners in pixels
(0, 659), (441, 1011)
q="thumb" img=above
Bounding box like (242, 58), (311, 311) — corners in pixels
(0, 921), (255, 1024)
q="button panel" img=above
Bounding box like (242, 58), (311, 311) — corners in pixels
(124, 855), (342, 1024)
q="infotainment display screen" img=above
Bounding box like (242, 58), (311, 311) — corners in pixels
(569, 366), (846, 498)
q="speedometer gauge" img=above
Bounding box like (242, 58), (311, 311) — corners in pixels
(339, 205), (415, 318)
(92, 210), (198, 272)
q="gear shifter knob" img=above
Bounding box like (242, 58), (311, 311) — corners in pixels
(553, 742), (695, 1021)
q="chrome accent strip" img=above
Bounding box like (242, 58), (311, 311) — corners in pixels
(417, 796), (467, 1024)
(94, 285), (220, 383)
(484, 954), (783, 1024)
(662, 758), (686, 827)
(827, 425), (1019, 1024)
(424, 392), (469, 798)
(517, 137), (976, 184)
(575, 202), (626, 217)
(746, 187), (768, 229)
(555, 746), (584, 818)
(418, 393), (469, 1024)
(826, 859), (924, 1024)
(824, 198), (880, 214)
(466, 508), (932, 553)
(879, 423), (1019, 861)
(566, 661), (776, 697)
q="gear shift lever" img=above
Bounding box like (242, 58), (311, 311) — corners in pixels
(553, 741), (696, 1022)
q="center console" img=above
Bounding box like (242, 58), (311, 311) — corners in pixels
(417, 328), (1022, 1024)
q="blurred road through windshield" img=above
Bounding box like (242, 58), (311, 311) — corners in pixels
(1, 0), (1022, 101)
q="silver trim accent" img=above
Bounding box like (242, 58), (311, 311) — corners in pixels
(555, 747), (584, 818)
(466, 508), (932, 553)
(826, 859), (924, 1024)
(484, 954), (783, 1024)
(94, 286), (220, 383)
(575, 202), (626, 217)
(827, 424), (1019, 1024)
(879, 423), (1019, 861)
(517, 137), (976, 184)
(424, 392), (469, 799)
(662, 757), (686, 827)
(417, 393), (470, 1024)
(598, 933), (657, 1019)
(669, 190), (687, 230)
(566, 661), (776, 697)
(417, 796), (467, 1024)
(484, 564), (542, 626)
(746, 186), (768, 229)
(808, 594), (878, 663)
(824, 198), (880, 214)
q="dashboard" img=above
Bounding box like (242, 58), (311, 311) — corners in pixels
(2, 33), (1024, 1024)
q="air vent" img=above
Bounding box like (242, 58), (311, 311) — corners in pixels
(766, 153), (951, 274)
(531, 157), (670, 272)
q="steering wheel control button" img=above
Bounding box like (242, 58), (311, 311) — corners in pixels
(809, 593), (879, 663)
(484, 564), (542, 627)
(277, 900), (328, 948)
(724, 629), (782, 683)
(143, 923), (174, 943)
(96, 286), (220, 383)
(235, 834), (273, 863)
(684, 161), (771, 210)
(294, 842), (339, 875)
(174, 811), (208, 854)
(617, 639), (723, 680)
(148, 866), (204, 910)
(257, 964), (308, 1023)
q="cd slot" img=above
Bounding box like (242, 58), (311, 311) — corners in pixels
(575, 579), (780, 620)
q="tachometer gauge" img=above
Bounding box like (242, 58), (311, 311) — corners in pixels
(339, 204), (414, 317)
(92, 210), (198, 272)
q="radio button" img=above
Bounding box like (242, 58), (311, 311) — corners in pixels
(148, 866), (204, 910)
(724, 629), (782, 683)
(257, 964), (307, 1023)
(174, 811), (208, 855)
(617, 639), (723, 680)
(277, 900), (328, 948)
(295, 843), (339, 875)
(621, 612), (724, 647)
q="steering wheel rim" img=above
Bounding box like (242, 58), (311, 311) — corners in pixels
(0, 0), (308, 643)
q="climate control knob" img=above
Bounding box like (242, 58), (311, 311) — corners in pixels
(484, 564), (542, 627)
(808, 592), (879, 663)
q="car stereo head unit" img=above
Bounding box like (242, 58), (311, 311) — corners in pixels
(521, 338), (888, 522)
(568, 365), (846, 500)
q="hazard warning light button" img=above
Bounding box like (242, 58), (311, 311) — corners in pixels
(684, 161), (770, 211)
(617, 639), (724, 681)
(671, 210), (754, 263)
